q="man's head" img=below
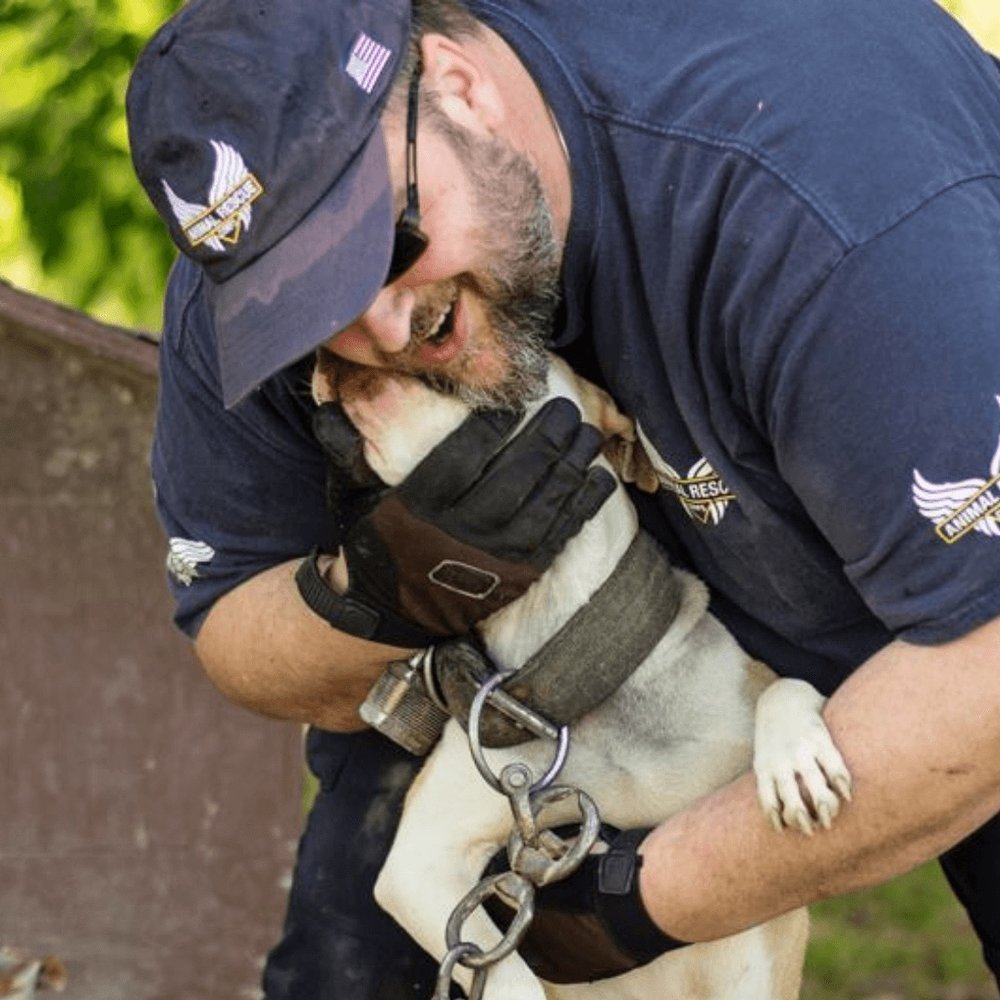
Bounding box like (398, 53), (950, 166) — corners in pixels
(127, 0), (570, 409)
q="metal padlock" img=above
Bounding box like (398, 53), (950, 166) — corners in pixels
(359, 653), (449, 756)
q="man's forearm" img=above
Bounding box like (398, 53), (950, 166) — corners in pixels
(639, 615), (1000, 942)
(194, 556), (416, 731)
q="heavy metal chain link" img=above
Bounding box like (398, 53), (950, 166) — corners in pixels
(431, 668), (602, 1000)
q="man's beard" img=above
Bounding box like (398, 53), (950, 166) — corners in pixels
(417, 98), (563, 411)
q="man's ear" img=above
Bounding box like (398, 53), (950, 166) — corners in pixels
(418, 32), (504, 135)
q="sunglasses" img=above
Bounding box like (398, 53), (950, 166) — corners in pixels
(384, 62), (429, 284)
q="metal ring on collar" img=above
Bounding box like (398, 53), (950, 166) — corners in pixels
(468, 673), (569, 792)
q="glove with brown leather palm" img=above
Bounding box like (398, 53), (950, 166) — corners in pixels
(298, 399), (615, 648)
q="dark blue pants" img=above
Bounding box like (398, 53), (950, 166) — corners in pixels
(263, 728), (1000, 998)
(940, 810), (1000, 981)
(262, 728), (448, 1000)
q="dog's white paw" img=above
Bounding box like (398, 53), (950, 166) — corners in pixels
(341, 374), (469, 486)
(753, 678), (853, 835)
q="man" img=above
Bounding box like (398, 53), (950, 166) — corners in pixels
(126, 0), (1000, 996)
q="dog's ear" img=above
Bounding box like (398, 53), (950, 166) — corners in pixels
(570, 374), (660, 494)
(603, 435), (661, 494)
(571, 374), (632, 440)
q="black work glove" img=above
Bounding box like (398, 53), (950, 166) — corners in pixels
(484, 827), (689, 984)
(300, 399), (615, 648)
(310, 396), (384, 538)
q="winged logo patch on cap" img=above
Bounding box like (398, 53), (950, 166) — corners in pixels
(161, 140), (263, 252)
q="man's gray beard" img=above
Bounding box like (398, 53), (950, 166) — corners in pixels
(419, 98), (562, 412)
(420, 259), (554, 411)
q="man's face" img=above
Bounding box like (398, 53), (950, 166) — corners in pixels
(327, 91), (563, 410)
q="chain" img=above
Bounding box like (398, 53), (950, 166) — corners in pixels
(431, 667), (602, 1000)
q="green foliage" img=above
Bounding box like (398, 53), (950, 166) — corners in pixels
(0, 0), (180, 331)
(0, 0), (997, 333)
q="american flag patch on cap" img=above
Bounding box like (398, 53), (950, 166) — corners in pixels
(346, 32), (392, 94)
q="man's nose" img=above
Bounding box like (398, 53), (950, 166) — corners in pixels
(351, 284), (414, 354)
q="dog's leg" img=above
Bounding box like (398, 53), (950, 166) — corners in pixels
(753, 677), (853, 834)
(375, 725), (550, 1000)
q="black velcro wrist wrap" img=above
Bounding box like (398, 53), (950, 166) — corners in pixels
(295, 548), (432, 649)
(595, 828), (689, 962)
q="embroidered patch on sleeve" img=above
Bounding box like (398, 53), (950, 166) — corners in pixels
(166, 537), (217, 586)
(912, 396), (1000, 544)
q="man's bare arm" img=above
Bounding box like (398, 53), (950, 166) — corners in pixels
(640, 614), (1000, 941)
(194, 555), (414, 732)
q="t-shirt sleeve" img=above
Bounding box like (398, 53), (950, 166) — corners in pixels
(151, 259), (338, 637)
(765, 177), (1000, 644)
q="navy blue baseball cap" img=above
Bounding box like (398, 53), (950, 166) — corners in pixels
(127, 0), (411, 407)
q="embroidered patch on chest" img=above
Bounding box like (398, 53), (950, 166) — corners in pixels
(912, 396), (1000, 544)
(636, 422), (736, 526)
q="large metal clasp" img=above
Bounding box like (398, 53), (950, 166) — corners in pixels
(467, 672), (569, 794)
(433, 666), (603, 999)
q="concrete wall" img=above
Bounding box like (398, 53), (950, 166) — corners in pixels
(0, 282), (303, 999)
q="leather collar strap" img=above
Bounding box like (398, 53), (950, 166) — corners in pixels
(435, 530), (683, 747)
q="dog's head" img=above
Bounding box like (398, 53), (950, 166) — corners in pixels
(311, 348), (659, 492)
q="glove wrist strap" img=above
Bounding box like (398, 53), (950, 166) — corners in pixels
(596, 828), (689, 962)
(295, 547), (432, 649)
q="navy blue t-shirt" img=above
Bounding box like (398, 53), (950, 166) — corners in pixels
(153, 0), (1000, 694)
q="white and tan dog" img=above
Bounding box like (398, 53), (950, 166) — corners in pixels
(315, 354), (851, 1000)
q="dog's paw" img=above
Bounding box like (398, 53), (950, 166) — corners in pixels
(752, 678), (853, 835)
(341, 373), (469, 486)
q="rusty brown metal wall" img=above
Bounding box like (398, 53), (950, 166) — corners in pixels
(0, 282), (303, 999)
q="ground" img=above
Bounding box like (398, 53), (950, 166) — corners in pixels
(805, 862), (999, 1000)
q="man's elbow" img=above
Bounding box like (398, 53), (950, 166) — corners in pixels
(193, 613), (280, 716)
